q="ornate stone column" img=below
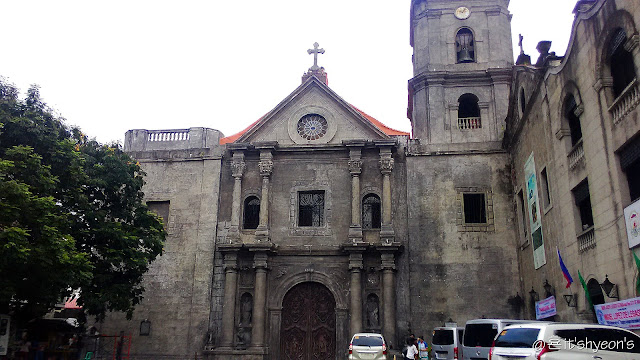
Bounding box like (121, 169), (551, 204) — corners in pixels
(256, 147), (274, 240)
(377, 247), (399, 349)
(348, 251), (364, 335)
(229, 151), (246, 240)
(348, 146), (363, 242)
(378, 147), (395, 242)
(250, 249), (269, 349)
(219, 248), (239, 349)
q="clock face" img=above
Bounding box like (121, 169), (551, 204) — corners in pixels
(455, 7), (470, 20)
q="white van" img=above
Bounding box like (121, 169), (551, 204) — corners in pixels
(462, 319), (537, 360)
(432, 326), (464, 359)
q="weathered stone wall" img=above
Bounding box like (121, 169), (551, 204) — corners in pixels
(505, 0), (640, 323)
(404, 148), (520, 335)
(93, 145), (224, 359)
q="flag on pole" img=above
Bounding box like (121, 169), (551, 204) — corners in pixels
(578, 270), (593, 310)
(633, 252), (640, 295)
(557, 248), (573, 288)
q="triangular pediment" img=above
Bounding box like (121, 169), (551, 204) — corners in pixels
(232, 76), (401, 146)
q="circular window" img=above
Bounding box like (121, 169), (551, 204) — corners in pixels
(297, 114), (328, 140)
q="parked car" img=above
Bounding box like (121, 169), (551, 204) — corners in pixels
(348, 333), (387, 360)
(432, 326), (464, 359)
(489, 322), (640, 360)
(462, 319), (538, 360)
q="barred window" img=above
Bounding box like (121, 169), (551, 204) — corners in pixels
(243, 196), (260, 229)
(463, 193), (486, 224)
(362, 194), (381, 230)
(298, 191), (325, 227)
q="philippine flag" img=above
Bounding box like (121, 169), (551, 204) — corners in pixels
(558, 248), (574, 288)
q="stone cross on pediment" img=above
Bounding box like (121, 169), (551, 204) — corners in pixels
(307, 42), (325, 71)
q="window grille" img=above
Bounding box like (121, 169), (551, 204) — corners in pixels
(299, 191), (325, 227)
(243, 196), (260, 229)
(362, 194), (381, 229)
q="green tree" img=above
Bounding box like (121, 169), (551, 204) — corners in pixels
(0, 78), (165, 323)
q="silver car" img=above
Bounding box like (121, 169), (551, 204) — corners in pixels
(432, 326), (464, 359)
(349, 333), (387, 360)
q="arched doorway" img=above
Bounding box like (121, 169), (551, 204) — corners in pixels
(280, 282), (336, 360)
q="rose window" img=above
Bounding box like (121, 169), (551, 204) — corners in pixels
(297, 114), (328, 140)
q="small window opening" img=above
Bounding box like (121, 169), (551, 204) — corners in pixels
(608, 28), (637, 98)
(540, 168), (551, 208)
(564, 95), (583, 147)
(520, 88), (526, 115)
(147, 200), (170, 227)
(243, 196), (260, 229)
(517, 189), (528, 239)
(572, 180), (594, 230)
(298, 191), (325, 227)
(456, 28), (475, 63)
(362, 194), (381, 229)
(463, 193), (486, 223)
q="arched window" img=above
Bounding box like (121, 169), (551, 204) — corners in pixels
(456, 28), (475, 63)
(519, 88), (526, 115)
(243, 196), (260, 229)
(608, 28), (637, 98)
(564, 95), (583, 147)
(362, 194), (381, 229)
(587, 278), (605, 307)
(458, 93), (481, 129)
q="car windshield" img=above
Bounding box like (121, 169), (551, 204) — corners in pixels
(433, 330), (454, 345)
(352, 335), (383, 346)
(464, 324), (498, 347)
(494, 328), (540, 348)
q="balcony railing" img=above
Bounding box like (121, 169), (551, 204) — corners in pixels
(568, 139), (585, 170)
(147, 130), (190, 142)
(609, 78), (639, 126)
(578, 226), (596, 253)
(458, 117), (482, 130)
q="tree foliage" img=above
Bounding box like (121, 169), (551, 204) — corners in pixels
(0, 78), (165, 322)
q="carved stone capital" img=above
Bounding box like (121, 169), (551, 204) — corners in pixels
(379, 158), (394, 174)
(348, 252), (364, 271)
(379, 252), (397, 271)
(253, 252), (269, 270)
(259, 160), (273, 177)
(624, 34), (639, 53)
(349, 159), (362, 175)
(232, 160), (246, 178)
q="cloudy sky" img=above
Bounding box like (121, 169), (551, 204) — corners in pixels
(1, 0), (577, 144)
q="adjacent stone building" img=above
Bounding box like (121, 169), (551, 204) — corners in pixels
(91, 0), (640, 359)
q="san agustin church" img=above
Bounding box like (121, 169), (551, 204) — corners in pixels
(93, 0), (640, 359)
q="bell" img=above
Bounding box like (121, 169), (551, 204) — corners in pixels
(458, 48), (474, 62)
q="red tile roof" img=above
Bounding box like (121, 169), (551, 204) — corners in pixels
(219, 105), (408, 144)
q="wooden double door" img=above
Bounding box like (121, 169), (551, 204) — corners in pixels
(280, 282), (336, 360)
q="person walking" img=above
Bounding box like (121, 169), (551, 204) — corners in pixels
(405, 337), (419, 360)
(417, 335), (429, 360)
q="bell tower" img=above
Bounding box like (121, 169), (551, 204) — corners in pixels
(408, 0), (513, 145)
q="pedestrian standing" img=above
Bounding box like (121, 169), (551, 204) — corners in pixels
(405, 337), (419, 360)
(417, 335), (429, 360)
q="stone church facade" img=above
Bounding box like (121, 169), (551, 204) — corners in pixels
(92, 0), (640, 359)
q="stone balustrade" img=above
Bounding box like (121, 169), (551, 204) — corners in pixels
(577, 227), (595, 253)
(568, 140), (585, 170)
(609, 78), (640, 126)
(124, 127), (223, 152)
(458, 117), (482, 130)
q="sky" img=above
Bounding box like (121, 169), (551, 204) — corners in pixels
(0, 0), (578, 144)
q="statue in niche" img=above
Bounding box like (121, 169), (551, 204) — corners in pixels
(366, 294), (380, 328)
(240, 294), (253, 325)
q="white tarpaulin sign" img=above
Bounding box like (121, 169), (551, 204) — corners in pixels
(535, 296), (557, 319)
(595, 297), (640, 329)
(625, 199), (640, 248)
(0, 314), (9, 356)
(525, 153), (546, 269)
